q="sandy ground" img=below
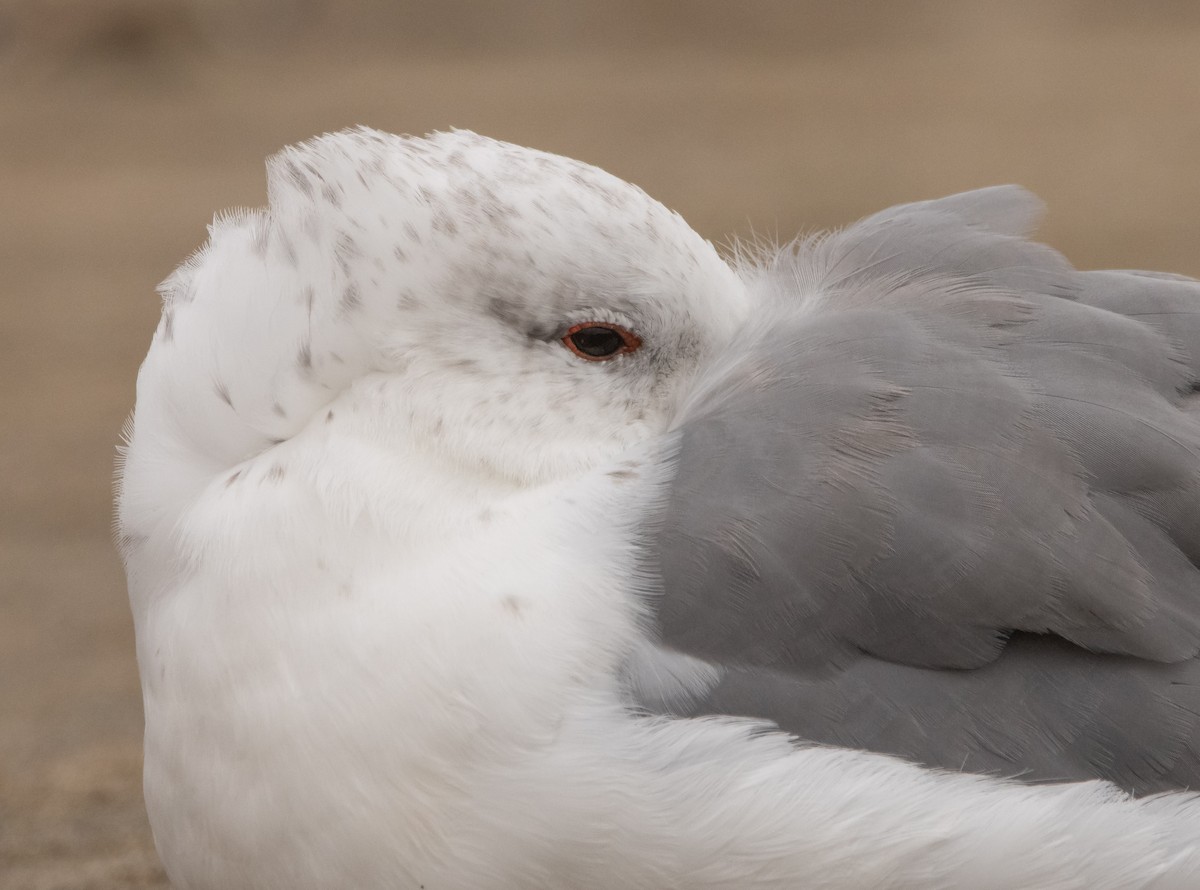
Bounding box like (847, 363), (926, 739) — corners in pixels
(1, 2), (1198, 886)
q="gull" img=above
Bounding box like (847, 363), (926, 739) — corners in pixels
(118, 127), (1200, 889)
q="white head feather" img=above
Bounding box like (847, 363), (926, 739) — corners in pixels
(121, 128), (746, 558)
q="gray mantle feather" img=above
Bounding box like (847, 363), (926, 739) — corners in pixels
(638, 186), (1200, 795)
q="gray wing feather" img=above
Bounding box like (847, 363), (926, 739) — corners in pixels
(644, 186), (1200, 793)
(684, 635), (1200, 793)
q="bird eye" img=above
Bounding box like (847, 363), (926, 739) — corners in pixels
(561, 322), (642, 361)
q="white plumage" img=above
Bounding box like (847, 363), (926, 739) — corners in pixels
(118, 128), (1200, 889)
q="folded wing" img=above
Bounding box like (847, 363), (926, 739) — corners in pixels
(642, 187), (1200, 792)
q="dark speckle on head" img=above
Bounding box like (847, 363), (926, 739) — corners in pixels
(279, 231), (298, 267)
(340, 283), (362, 314)
(334, 233), (360, 276)
(454, 186), (479, 209)
(431, 211), (459, 237)
(485, 295), (524, 328)
(480, 201), (516, 231)
(214, 380), (234, 408)
(266, 463), (287, 483)
(365, 151), (387, 175)
(320, 183), (343, 208)
(397, 289), (420, 311)
(607, 468), (636, 483)
(159, 308), (175, 343)
(325, 409), (335, 424)
(297, 340), (313, 371)
(271, 401), (288, 419)
(224, 469), (243, 488)
(500, 594), (524, 617)
(117, 531), (149, 554)
(568, 167), (604, 195)
(301, 211), (321, 242)
(283, 158), (313, 197)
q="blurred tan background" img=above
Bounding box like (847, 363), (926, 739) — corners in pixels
(1, 1), (1198, 886)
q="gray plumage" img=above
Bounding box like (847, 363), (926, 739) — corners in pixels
(639, 186), (1200, 794)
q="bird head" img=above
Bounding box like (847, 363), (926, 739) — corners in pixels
(138, 128), (748, 494)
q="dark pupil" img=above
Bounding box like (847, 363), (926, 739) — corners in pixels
(570, 327), (623, 357)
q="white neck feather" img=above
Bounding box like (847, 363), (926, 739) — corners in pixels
(125, 372), (1200, 890)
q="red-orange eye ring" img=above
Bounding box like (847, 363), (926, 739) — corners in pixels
(561, 322), (642, 361)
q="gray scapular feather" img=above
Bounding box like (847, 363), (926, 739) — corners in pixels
(643, 186), (1200, 794)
